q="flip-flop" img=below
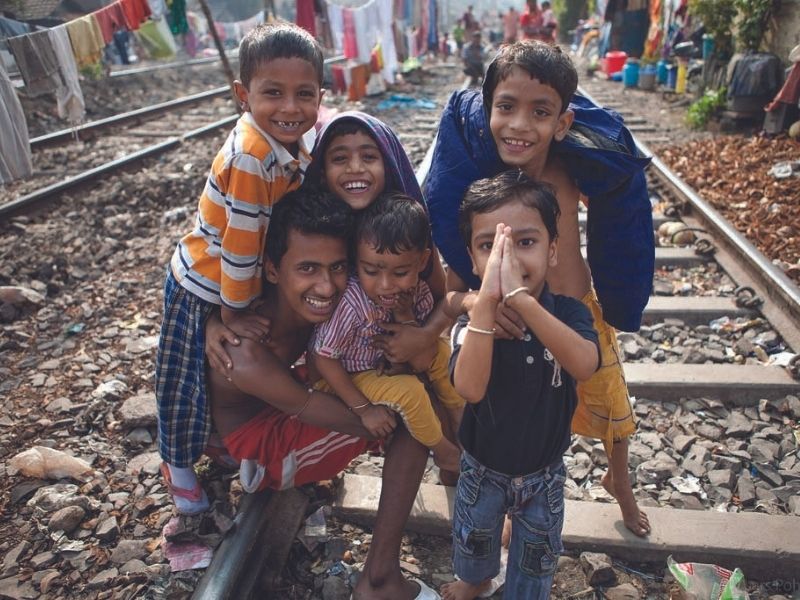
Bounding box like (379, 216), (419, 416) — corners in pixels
(411, 578), (441, 600)
(160, 463), (210, 515)
(478, 547), (508, 598)
(349, 578), (441, 600)
(453, 546), (508, 598)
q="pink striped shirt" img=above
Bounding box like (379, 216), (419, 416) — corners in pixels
(311, 276), (434, 373)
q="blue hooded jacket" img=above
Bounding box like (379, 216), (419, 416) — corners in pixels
(424, 88), (654, 332)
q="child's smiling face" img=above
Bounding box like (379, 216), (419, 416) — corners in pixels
(356, 241), (429, 310)
(235, 57), (322, 155)
(323, 131), (386, 210)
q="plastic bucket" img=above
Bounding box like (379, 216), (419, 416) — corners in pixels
(702, 34), (714, 59)
(675, 59), (688, 94)
(623, 59), (639, 87)
(666, 64), (677, 89)
(604, 51), (627, 75)
(639, 66), (656, 90)
(656, 59), (669, 83)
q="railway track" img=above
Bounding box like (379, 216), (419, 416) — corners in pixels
(1, 62), (798, 598)
(188, 81), (800, 597)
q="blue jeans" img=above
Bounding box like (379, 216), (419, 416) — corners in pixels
(452, 452), (566, 599)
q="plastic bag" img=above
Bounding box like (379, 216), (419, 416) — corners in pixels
(8, 446), (94, 482)
(667, 556), (749, 600)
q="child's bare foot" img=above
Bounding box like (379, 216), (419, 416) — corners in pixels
(441, 579), (491, 600)
(601, 470), (651, 537)
(432, 439), (461, 474)
(501, 514), (511, 548)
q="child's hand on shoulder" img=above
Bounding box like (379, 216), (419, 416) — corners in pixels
(205, 312), (240, 376)
(225, 311), (272, 344)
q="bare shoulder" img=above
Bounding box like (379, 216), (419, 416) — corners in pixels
(541, 156), (580, 208)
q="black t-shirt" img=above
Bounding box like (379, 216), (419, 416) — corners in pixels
(450, 288), (599, 477)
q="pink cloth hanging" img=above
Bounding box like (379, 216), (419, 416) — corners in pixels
(296, 0), (316, 37)
(342, 9), (358, 60)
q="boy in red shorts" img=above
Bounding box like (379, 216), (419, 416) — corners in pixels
(205, 187), (440, 600)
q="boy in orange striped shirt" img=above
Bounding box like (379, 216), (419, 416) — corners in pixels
(155, 22), (325, 514)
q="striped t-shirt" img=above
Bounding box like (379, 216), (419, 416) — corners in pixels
(170, 111), (314, 308)
(312, 276), (434, 373)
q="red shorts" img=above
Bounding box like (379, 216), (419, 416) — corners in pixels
(223, 406), (378, 492)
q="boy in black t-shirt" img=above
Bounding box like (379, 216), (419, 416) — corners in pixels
(442, 172), (600, 600)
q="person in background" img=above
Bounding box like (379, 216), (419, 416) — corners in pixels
(503, 6), (519, 44)
(462, 30), (486, 87)
(453, 19), (466, 52)
(541, 1), (558, 43)
(520, 0), (548, 42)
(441, 31), (453, 61)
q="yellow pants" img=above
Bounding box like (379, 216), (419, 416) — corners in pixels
(571, 289), (637, 453)
(317, 339), (465, 447)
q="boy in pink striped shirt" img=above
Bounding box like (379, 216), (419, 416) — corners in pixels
(311, 192), (464, 475)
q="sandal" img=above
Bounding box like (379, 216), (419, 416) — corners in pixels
(160, 463), (210, 515)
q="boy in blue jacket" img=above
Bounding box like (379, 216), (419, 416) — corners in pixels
(427, 41), (653, 536)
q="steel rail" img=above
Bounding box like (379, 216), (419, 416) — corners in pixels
(29, 55), (348, 149)
(109, 54), (240, 78)
(30, 86), (230, 148)
(578, 85), (800, 333)
(0, 114), (238, 221)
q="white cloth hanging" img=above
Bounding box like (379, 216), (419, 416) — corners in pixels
(48, 25), (85, 124)
(0, 62), (32, 184)
(376, 0), (398, 82)
(353, 6), (371, 65)
(146, 0), (168, 19)
(326, 3), (344, 55)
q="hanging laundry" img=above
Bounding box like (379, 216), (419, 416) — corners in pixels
(168, 0), (189, 35)
(326, 3), (344, 54)
(348, 63), (369, 101)
(48, 25), (85, 124)
(426, 0), (437, 52)
(353, 7), (371, 65)
(0, 62), (32, 184)
(95, 1), (128, 44)
(146, 0), (168, 19)
(296, 0), (317, 37)
(342, 9), (358, 60)
(0, 16), (32, 39)
(121, 0), (152, 31)
(376, 0), (398, 81)
(7, 30), (63, 97)
(66, 14), (105, 68)
(316, 1), (333, 50)
(136, 17), (178, 59)
(331, 64), (347, 94)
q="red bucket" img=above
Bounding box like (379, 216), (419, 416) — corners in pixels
(603, 51), (628, 75)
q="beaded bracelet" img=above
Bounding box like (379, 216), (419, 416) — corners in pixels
(503, 286), (529, 305)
